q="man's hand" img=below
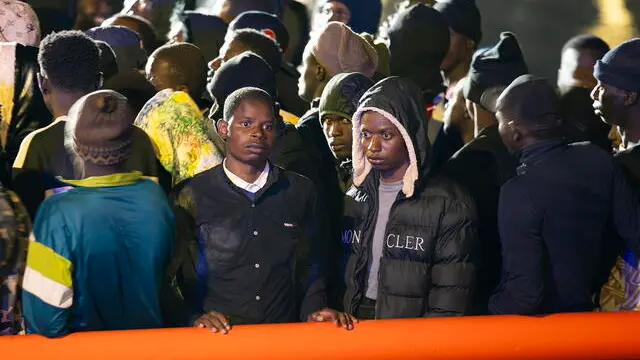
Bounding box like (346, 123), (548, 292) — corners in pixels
(194, 312), (231, 334)
(307, 308), (357, 330)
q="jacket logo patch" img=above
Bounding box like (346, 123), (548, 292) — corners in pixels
(283, 222), (296, 228)
(342, 229), (361, 244)
(386, 234), (425, 252)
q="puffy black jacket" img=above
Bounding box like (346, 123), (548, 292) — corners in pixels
(342, 77), (478, 318)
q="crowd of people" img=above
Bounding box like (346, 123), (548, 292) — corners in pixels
(1, 0), (640, 338)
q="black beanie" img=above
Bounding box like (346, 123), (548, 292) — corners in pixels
(229, 11), (290, 52)
(207, 52), (277, 120)
(387, 4), (450, 92)
(594, 38), (640, 92)
(464, 32), (528, 110)
(434, 0), (482, 44)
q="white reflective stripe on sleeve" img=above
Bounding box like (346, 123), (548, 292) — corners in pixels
(22, 267), (73, 309)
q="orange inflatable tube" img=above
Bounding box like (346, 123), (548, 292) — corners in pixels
(2, 312), (639, 359)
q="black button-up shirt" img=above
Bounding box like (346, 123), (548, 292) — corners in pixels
(175, 163), (325, 325)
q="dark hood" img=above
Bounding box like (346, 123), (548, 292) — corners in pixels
(183, 11), (227, 62)
(387, 4), (449, 92)
(318, 72), (374, 122)
(351, 76), (430, 198)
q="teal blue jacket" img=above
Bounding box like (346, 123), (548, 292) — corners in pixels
(21, 172), (174, 337)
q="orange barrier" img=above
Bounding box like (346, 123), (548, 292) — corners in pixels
(2, 312), (640, 359)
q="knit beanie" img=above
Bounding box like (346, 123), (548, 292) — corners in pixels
(434, 0), (482, 44)
(594, 38), (640, 92)
(464, 32), (529, 110)
(387, 4), (449, 92)
(229, 11), (290, 52)
(309, 21), (379, 78)
(207, 52), (277, 120)
(86, 26), (147, 71)
(65, 90), (134, 167)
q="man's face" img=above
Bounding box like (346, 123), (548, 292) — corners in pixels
(315, 1), (351, 30)
(322, 115), (353, 161)
(220, 99), (277, 166)
(558, 48), (599, 94)
(441, 30), (472, 73)
(360, 111), (409, 172)
(591, 81), (629, 126)
(298, 49), (324, 101)
(78, 0), (115, 27)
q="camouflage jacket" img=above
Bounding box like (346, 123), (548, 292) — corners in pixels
(0, 186), (31, 335)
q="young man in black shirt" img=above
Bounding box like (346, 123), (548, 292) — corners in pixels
(175, 87), (354, 333)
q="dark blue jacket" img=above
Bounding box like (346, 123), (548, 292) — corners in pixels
(490, 140), (640, 315)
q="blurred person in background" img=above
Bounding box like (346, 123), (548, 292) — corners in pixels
(86, 25), (148, 72)
(558, 34), (612, 151)
(313, 0), (382, 35)
(443, 32), (528, 314)
(74, 0), (121, 30)
(102, 13), (161, 54)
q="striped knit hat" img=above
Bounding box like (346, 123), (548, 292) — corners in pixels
(66, 90), (134, 166)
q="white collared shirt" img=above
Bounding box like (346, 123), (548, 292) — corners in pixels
(223, 160), (270, 193)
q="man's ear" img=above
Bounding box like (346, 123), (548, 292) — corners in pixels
(624, 91), (638, 106)
(315, 65), (326, 82)
(217, 119), (229, 140)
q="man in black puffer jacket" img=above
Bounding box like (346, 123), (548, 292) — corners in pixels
(342, 77), (478, 319)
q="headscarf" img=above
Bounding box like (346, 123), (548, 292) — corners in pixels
(0, 0), (41, 46)
(134, 89), (223, 186)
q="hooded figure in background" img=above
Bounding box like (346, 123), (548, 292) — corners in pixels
(342, 77), (478, 319)
(0, 43), (52, 188)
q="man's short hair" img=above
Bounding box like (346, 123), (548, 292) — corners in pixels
(227, 29), (283, 71)
(149, 42), (206, 99)
(38, 30), (101, 93)
(223, 87), (275, 122)
(562, 35), (610, 60)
